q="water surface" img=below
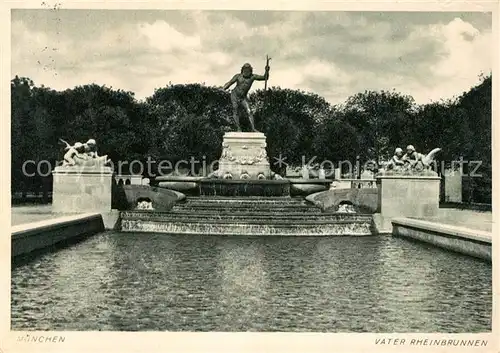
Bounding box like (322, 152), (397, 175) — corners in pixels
(11, 232), (491, 332)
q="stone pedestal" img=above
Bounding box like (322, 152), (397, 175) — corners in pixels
(374, 174), (441, 233)
(52, 166), (113, 213)
(217, 132), (271, 179)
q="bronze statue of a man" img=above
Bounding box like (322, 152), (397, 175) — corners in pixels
(223, 62), (270, 132)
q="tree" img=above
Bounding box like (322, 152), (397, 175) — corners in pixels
(342, 90), (416, 163)
(11, 77), (47, 191)
(56, 84), (141, 162)
(249, 87), (332, 166)
(145, 84), (232, 167)
(456, 74), (492, 203)
(10, 73), (491, 203)
(312, 112), (360, 170)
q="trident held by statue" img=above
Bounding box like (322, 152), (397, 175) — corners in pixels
(264, 55), (271, 91)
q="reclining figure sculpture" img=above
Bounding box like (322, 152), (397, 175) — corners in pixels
(384, 145), (441, 174)
(60, 138), (111, 167)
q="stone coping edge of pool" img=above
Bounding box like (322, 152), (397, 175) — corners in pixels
(11, 213), (106, 258)
(392, 217), (491, 262)
(392, 218), (492, 243)
(12, 213), (102, 235)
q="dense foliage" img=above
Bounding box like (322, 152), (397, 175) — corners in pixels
(11, 74), (492, 203)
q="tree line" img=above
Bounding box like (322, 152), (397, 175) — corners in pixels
(11, 73), (492, 203)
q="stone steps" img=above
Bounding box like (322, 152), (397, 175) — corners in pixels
(170, 210), (362, 217)
(121, 211), (366, 221)
(180, 196), (306, 205)
(120, 220), (373, 236)
(121, 211), (372, 223)
(185, 196), (300, 201)
(174, 206), (321, 214)
(175, 196), (319, 213)
(120, 196), (374, 236)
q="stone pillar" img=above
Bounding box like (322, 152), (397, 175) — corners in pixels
(130, 175), (143, 185)
(52, 166), (113, 213)
(444, 169), (462, 203)
(218, 132), (270, 179)
(334, 168), (341, 180)
(374, 174), (441, 233)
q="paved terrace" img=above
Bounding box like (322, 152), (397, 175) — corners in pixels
(425, 208), (492, 232)
(11, 205), (76, 226)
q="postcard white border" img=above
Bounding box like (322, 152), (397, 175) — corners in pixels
(1, 1), (498, 353)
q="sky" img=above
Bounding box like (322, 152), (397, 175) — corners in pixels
(11, 10), (492, 105)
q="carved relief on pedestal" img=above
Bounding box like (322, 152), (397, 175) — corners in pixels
(220, 141), (268, 165)
(217, 132), (271, 179)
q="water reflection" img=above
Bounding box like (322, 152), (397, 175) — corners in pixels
(11, 234), (116, 330)
(215, 238), (270, 331)
(11, 232), (491, 332)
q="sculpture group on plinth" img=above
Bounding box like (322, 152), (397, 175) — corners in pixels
(59, 138), (111, 168)
(52, 138), (113, 213)
(382, 145), (441, 175)
(376, 145), (442, 233)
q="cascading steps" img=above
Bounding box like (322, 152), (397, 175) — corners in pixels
(120, 196), (375, 236)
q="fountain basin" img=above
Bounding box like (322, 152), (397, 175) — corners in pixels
(158, 181), (198, 192)
(290, 179), (332, 196)
(155, 176), (204, 182)
(155, 176), (203, 191)
(199, 179), (291, 197)
(155, 177), (205, 195)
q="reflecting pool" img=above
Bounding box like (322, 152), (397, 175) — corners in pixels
(11, 232), (491, 332)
